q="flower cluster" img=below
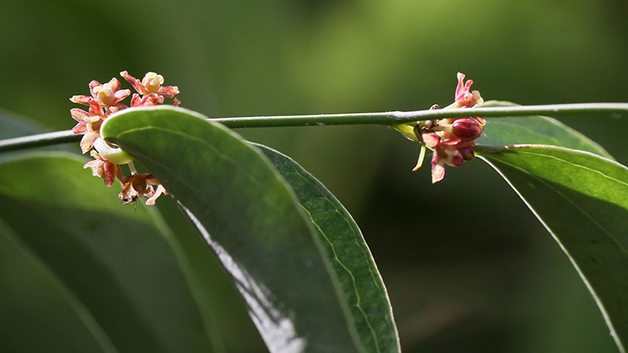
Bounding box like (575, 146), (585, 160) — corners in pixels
(70, 71), (180, 205)
(405, 72), (485, 183)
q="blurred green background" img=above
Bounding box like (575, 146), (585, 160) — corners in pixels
(1, 0), (627, 352)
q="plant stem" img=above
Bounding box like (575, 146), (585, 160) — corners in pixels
(1, 102), (628, 153)
(215, 103), (628, 128)
(0, 130), (78, 153)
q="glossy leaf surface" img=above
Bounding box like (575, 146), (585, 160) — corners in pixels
(478, 145), (628, 353)
(101, 106), (366, 353)
(0, 153), (216, 353)
(257, 144), (400, 353)
(477, 101), (611, 158)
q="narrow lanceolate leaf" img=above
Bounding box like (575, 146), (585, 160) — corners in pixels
(257, 144), (400, 353)
(0, 153), (217, 353)
(477, 101), (612, 158)
(477, 145), (628, 353)
(101, 106), (366, 353)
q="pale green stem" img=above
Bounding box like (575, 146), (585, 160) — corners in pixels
(128, 161), (138, 175)
(1, 103), (627, 153)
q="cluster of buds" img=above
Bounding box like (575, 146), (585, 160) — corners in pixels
(70, 71), (180, 205)
(404, 73), (485, 183)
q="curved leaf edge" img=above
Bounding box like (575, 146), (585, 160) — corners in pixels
(476, 144), (627, 353)
(479, 100), (613, 159)
(252, 142), (402, 353)
(102, 105), (368, 353)
(0, 152), (121, 352)
(0, 215), (118, 353)
(144, 197), (228, 353)
(0, 150), (223, 353)
(476, 143), (620, 165)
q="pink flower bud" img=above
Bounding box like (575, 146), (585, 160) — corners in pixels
(454, 73), (483, 108)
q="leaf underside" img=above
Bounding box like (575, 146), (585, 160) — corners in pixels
(475, 101), (627, 352)
(102, 106), (392, 352)
(478, 145), (628, 353)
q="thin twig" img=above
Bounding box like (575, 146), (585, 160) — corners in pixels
(1, 103), (627, 153)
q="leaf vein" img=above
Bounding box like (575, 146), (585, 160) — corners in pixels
(298, 205), (382, 353)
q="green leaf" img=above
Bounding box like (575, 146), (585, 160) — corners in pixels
(155, 196), (265, 353)
(0, 218), (114, 353)
(477, 145), (628, 353)
(257, 144), (400, 353)
(0, 109), (47, 140)
(477, 101), (612, 158)
(0, 109), (72, 161)
(101, 106), (370, 353)
(0, 153), (217, 353)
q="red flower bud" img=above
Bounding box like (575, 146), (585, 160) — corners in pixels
(452, 118), (483, 139)
(459, 148), (475, 161)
